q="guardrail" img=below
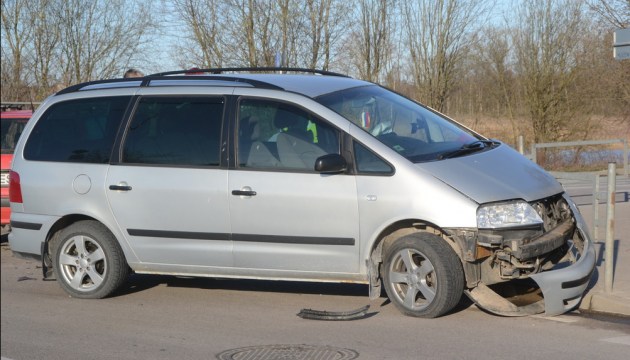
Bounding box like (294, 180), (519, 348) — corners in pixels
(528, 138), (628, 178)
(1, 101), (41, 111)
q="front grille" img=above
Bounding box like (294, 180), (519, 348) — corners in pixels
(0, 170), (9, 187)
(531, 194), (571, 232)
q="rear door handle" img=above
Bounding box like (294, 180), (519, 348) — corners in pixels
(109, 185), (132, 191)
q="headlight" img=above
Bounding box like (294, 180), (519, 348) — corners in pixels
(477, 201), (543, 229)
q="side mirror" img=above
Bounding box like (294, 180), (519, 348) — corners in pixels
(314, 154), (347, 174)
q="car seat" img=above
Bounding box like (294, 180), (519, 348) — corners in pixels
(274, 107), (326, 169)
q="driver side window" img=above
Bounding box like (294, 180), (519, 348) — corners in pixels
(237, 99), (340, 171)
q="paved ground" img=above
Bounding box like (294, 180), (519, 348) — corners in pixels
(1, 241), (629, 360)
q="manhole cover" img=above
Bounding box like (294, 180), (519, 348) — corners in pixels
(216, 344), (359, 360)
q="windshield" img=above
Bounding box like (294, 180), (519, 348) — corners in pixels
(1, 118), (28, 154)
(316, 85), (491, 162)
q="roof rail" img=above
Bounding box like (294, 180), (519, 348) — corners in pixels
(54, 67), (347, 96)
(55, 75), (284, 96)
(56, 78), (146, 95)
(149, 67), (349, 77)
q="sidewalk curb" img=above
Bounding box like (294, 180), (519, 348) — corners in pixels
(579, 291), (630, 317)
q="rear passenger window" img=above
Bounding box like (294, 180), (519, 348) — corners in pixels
(24, 97), (130, 163)
(122, 97), (224, 166)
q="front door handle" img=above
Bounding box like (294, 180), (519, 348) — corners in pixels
(231, 190), (257, 196)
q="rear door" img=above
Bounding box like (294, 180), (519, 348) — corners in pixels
(106, 93), (232, 268)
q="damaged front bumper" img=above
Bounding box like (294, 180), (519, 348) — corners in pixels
(464, 193), (596, 316)
(529, 194), (595, 315)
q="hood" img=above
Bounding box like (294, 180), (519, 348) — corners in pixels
(416, 144), (563, 204)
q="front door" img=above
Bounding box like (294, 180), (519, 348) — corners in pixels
(229, 98), (360, 275)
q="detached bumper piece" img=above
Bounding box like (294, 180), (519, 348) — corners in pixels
(465, 283), (545, 316)
(297, 305), (371, 321)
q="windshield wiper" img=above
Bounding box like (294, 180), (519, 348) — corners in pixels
(437, 140), (500, 160)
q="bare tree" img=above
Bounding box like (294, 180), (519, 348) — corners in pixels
(2, 0), (155, 100)
(513, 0), (590, 143)
(469, 27), (519, 142)
(53, 0), (155, 84)
(173, 0), (225, 68)
(348, 0), (396, 83)
(30, 0), (62, 97)
(220, 0), (280, 67)
(306, 0), (331, 69)
(1, 0), (34, 101)
(173, 0), (351, 70)
(277, 0), (292, 66)
(402, 0), (489, 112)
(253, 0), (302, 67)
(582, 1), (630, 128)
(303, 0), (351, 70)
(588, 0), (630, 28)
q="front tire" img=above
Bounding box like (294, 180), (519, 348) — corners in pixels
(383, 233), (464, 318)
(51, 220), (129, 298)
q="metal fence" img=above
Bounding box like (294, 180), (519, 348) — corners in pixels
(0, 101), (41, 111)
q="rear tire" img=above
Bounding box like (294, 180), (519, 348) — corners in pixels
(51, 220), (129, 298)
(383, 232), (464, 318)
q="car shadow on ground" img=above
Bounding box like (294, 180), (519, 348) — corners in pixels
(117, 272), (474, 316)
(118, 273), (370, 298)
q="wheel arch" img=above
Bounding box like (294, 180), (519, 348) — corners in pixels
(365, 218), (465, 300)
(368, 219), (464, 263)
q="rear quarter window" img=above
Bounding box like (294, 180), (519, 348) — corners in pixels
(24, 97), (130, 163)
(1, 118), (28, 154)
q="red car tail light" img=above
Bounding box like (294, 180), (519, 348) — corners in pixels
(9, 170), (23, 203)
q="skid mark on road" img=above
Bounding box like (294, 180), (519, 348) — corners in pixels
(532, 314), (579, 323)
(600, 336), (630, 346)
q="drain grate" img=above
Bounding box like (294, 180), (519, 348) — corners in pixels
(216, 344), (359, 360)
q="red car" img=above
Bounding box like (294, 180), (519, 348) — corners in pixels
(1, 110), (31, 230)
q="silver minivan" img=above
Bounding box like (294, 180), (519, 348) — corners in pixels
(8, 69), (595, 318)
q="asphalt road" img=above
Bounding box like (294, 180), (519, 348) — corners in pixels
(1, 238), (629, 360)
(560, 175), (630, 206)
